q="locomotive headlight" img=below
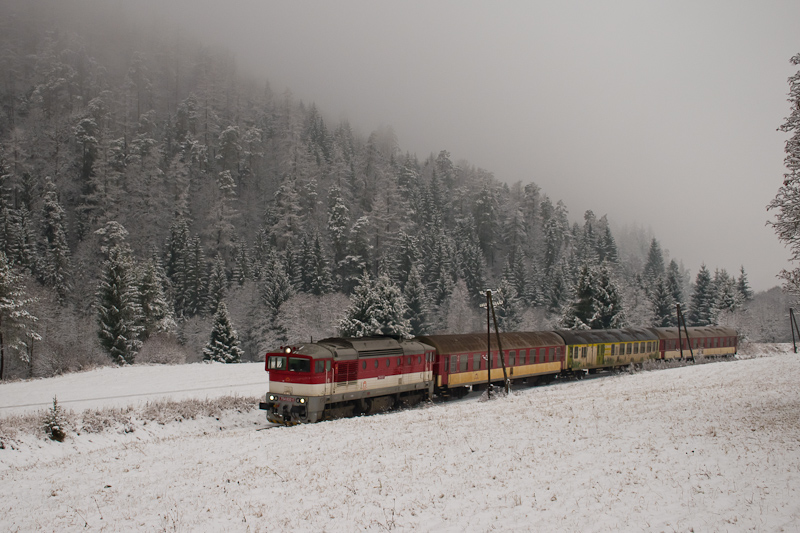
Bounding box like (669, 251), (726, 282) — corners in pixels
(299, 398), (306, 404)
(284, 347), (292, 354)
(268, 395), (276, 401)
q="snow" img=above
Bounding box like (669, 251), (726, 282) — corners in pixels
(0, 362), (266, 417)
(2, 347), (800, 531)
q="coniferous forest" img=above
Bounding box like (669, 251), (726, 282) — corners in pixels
(0, 0), (784, 379)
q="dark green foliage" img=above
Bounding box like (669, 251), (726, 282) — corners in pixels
(97, 246), (143, 365)
(688, 264), (715, 326)
(203, 302), (243, 363)
(43, 396), (67, 442)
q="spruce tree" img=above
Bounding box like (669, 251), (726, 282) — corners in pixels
(403, 264), (430, 335)
(138, 259), (175, 339)
(688, 264), (714, 326)
(0, 251), (38, 380)
(666, 260), (684, 308)
(206, 254), (228, 315)
(38, 178), (71, 303)
(643, 238), (666, 287)
(559, 263), (596, 330)
(202, 302), (243, 363)
(651, 276), (677, 327)
(737, 265), (754, 302)
(309, 234), (333, 296)
(338, 271), (411, 338)
(96, 246), (143, 365)
(592, 263), (627, 329)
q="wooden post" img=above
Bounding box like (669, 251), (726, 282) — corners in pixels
(485, 290), (492, 397)
(488, 292), (510, 394)
(676, 304), (695, 363)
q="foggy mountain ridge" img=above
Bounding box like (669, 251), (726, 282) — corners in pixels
(0, 0), (786, 380)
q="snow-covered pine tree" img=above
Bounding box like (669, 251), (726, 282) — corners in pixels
(261, 254), (295, 341)
(206, 254), (228, 315)
(403, 264), (430, 336)
(559, 262), (596, 330)
(494, 277), (523, 332)
(338, 271), (411, 338)
(642, 238), (666, 288)
(202, 302), (243, 363)
(96, 245), (143, 365)
(592, 262), (627, 329)
(666, 260), (684, 308)
(650, 276), (677, 327)
(0, 251), (38, 380)
(309, 234), (333, 296)
(688, 264), (715, 326)
(712, 268), (741, 320)
(232, 240), (251, 285)
(737, 265), (753, 302)
(38, 177), (71, 303)
(138, 259), (176, 339)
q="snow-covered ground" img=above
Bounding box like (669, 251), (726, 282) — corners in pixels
(1, 346), (800, 531)
(0, 362), (267, 417)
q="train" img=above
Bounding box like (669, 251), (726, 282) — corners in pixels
(258, 326), (738, 425)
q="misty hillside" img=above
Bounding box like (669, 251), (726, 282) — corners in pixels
(0, 0), (786, 380)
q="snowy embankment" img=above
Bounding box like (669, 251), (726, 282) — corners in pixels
(1, 345), (799, 531)
(0, 361), (267, 417)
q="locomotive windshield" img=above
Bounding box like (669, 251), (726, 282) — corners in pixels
(288, 357), (311, 372)
(267, 355), (311, 372)
(268, 356), (286, 370)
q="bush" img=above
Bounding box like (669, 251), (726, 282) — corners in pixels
(137, 333), (189, 365)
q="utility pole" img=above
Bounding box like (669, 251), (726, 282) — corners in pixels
(676, 304), (695, 362)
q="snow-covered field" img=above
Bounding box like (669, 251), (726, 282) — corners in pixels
(1, 346), (800, 531)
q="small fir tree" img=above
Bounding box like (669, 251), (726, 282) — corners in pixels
(203, 302), (243, 363)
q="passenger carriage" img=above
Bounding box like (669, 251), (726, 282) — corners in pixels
(556, 327), (661, 374)
(417, 332), (565, 397)
(651, 326), (738, 361)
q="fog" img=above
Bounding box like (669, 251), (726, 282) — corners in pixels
(135, 0), (799, 291)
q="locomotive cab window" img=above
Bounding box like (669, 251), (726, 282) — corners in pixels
(315, 360), (325, 373)
(288, 357), (310, 372)
(268, 356), (287, 370)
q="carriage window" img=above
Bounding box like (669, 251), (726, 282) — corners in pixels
(549, 347), (555, 361)
(450, 356), (457, 373)
(288, 357), (310, 372)
(418, 355), (422, 364)
(460, 354), (468, 372)
(326, 360), (331, 371)
(509, 351), (516, 366)
(362, 361), (367, 369)
(386, 359), (391, 367)
(474, 353), (481, 370)
(375, 360), (379, 368)
(408, 357), (412, 365)
(315, 360), (325, 373)
(398, 357), (402, 366)
(268, 356), (287, 370)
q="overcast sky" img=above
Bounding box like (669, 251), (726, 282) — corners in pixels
(143, 0), (800, 291)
